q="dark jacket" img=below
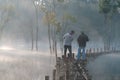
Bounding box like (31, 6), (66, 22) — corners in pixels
(77, 33), (89, 47)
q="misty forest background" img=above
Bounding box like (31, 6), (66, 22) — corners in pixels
(0, 0), (120, 54)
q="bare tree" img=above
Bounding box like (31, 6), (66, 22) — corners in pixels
(31, 0), (40, 51)
(99, 0), (120, 51)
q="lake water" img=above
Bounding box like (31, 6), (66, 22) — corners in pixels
(1, 50), (120, 80)
(87, 53), (120, 80)
(0, 50), (55, 80)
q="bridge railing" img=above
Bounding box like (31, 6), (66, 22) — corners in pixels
(86, 47), (118, 54)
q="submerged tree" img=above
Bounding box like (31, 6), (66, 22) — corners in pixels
(31, 0), (46, 51)
(99, 0), (120, 51)
(42, 11), (57, 54)
(41, 0), (59, 61)
(32, 0), (40, 51)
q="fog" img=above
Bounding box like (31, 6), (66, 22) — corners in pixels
(0, 50), (55, 80)
(1, 0), (120, 50)
(0, 0), (120, 80)
(0, 0), (120, 50)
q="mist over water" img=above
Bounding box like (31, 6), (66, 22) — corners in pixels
(0, 50), (55, 80)
(0, 0), (120, 80)
(87, 53), (120, 80)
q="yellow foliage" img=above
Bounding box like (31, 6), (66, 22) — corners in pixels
(42, 12), (76, 33)
(63, 13), (77, 23)
(56, 23), (61, 33)
(42, 11), (57, 25)
(42, 11), (62, 33)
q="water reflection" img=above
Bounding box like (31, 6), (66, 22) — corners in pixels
(87, 53), (120, 80)
(0, 50), (55, 80)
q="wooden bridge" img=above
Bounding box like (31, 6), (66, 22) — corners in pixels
(44, 48), (120, 80)
(50, 49), (120, 80)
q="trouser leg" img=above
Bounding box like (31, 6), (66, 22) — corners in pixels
(82, 48), (86, 60)
(68, 46), (72, 57)
(77, 47), (81, 60)
(64, 45), (67, 57)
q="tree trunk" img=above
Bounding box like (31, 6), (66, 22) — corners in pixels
(31, 26), (34, 51)
(46, 12), (53, 54)
(35, 6), (39, 51)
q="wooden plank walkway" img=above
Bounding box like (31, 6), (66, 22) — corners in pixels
(53, 50), (120, 80)
(55, 56), (91, 80)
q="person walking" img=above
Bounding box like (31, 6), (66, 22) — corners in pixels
(63, 30), (75, 58)
(77, 32), (89, 61)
